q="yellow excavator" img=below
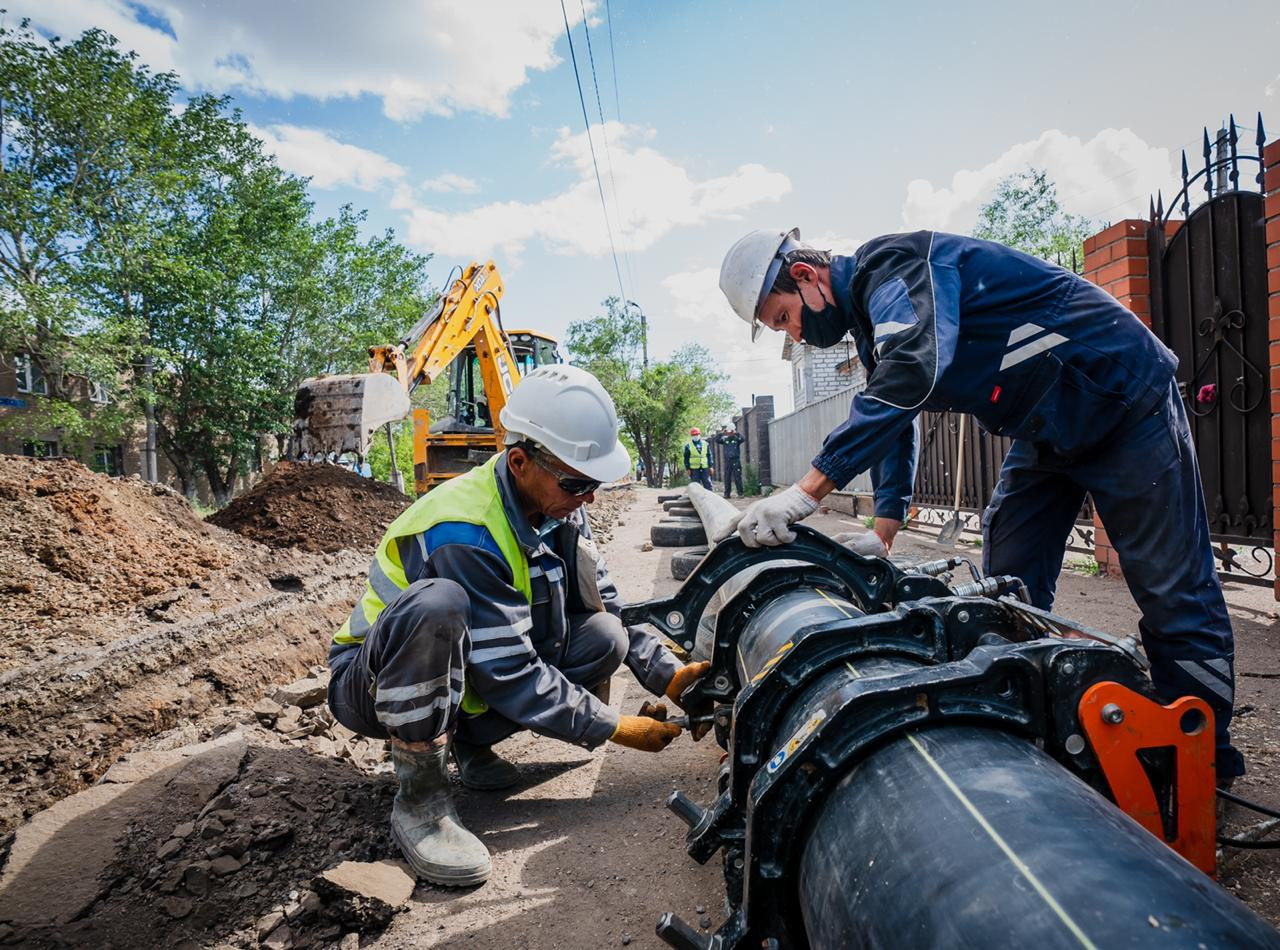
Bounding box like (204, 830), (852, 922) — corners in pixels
(290, 260), (562, 494)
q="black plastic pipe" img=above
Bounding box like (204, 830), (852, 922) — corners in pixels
(732, 586), (1280, 950)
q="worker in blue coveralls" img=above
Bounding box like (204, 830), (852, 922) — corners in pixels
(718, 227), (1244, 784)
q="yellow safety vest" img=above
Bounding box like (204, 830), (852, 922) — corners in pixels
(333, 454), (531, 714)
(685, 440), (709, 469)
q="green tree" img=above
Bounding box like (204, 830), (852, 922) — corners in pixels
(566, 298), (733, 486)
(137, 105), (431, 504)
(972, 168), (1094, 270)
(0, 23), (177, 449)
(0, 23), (434, 503)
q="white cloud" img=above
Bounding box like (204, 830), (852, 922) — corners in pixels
(660, 266), (793, 415)
(399, 122), (792, 261)
(902, 128), (1176, 232)
(422, 173), (480, 195)
(1267, 73), (1280, 97)
(249, 124), (405, 191)
(17, 0), (589, 120)
(803, 230), (865, 255)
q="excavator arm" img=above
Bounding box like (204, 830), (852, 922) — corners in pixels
(370, 260), (520, 433)
(292, 260), (518, 458)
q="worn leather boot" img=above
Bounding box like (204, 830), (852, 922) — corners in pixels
(390, 739), (490, 886)
(451, 739), (521, 790)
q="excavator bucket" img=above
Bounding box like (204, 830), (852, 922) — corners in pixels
(291, 373), (410, 458)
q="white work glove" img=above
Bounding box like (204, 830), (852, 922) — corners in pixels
(737, 485), (819, 547)
(833, 530), (889, 558)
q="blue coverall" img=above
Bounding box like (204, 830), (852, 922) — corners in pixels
(810, 231), (1242, 779)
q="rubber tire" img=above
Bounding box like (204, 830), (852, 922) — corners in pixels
(664, 504), (696, 516)
(657, 493), (683, 503)
(652, 520), (708, 547)
(671, 546), (710, 581)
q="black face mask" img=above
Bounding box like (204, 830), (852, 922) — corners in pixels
(798, 284), (846, 348)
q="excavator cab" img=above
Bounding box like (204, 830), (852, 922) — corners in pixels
(423, 330), (562, 487)
(442, 331), (562, 429)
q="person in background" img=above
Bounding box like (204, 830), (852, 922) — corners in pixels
(714, 424), (745, 498)
(683, 427), (713, 490)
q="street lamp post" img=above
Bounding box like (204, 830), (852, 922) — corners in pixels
(626, 299), (648, 368)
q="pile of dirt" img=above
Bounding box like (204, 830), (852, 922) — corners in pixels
(0, 455), (241, 629)
(208, 463), (410, 554)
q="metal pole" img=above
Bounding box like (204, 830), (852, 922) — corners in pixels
(143, 354), (158, 482)
(1214, 125), (1230, 196)
(385, 422), (404, 493)
(628, 299), (648, 368)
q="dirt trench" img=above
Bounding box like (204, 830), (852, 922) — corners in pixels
(0, 551), (366, 836)
(0, 457), (392, 836)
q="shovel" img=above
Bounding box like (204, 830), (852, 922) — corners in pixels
(936, 415), (967, 548)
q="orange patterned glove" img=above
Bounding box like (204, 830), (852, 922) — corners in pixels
(665, 661), (713, 740)
(610, 713), (682, 752)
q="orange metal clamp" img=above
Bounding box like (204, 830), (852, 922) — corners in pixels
(1078, 681), (1217, 875)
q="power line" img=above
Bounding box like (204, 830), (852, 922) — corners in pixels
(590, 0), (637, 300)
(605, 0), (623, 125)
(559, 0), (627, 305)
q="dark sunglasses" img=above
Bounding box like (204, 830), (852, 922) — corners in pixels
(526, 448), (601, 497)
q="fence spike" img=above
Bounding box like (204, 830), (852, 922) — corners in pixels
(1202, 129), (1214, 195)
(1257, 113), (1267, 186)
(1149, 195), (1156, 222)
(1181, 150), (1192, 215)
(1156, 190), (1164, 220)
(1228, 115), (1239, 186)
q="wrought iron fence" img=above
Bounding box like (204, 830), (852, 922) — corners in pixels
(1147, 114), (1274, 587)
(911, 411), (1095, 554)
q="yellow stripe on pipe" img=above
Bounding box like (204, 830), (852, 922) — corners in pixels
(905, 732), (1099, 950)
(815, 587), (854, 618)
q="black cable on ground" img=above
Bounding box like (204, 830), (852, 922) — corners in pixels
(1217, 836), (1280, 849)
(1217, 787), (1280, 820)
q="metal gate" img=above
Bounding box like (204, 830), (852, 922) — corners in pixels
(911, 412), (1095, 553)
(1147, 116), (1273, 585)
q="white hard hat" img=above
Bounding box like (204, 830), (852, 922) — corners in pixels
(500, 365), (631, 482)
(719, 228), (801, 340)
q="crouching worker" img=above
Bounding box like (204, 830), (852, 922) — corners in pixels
(326, 365), (710, 886)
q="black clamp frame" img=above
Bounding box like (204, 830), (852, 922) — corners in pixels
(621, 526), (902, 655)
(661, 630), (1153, 950)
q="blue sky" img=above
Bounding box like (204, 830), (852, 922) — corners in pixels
(17, 0), (1280, 416)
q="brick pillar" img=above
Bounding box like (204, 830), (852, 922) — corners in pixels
(1264, 138), (1280, 599)
(1082, 220), (1154, 576)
